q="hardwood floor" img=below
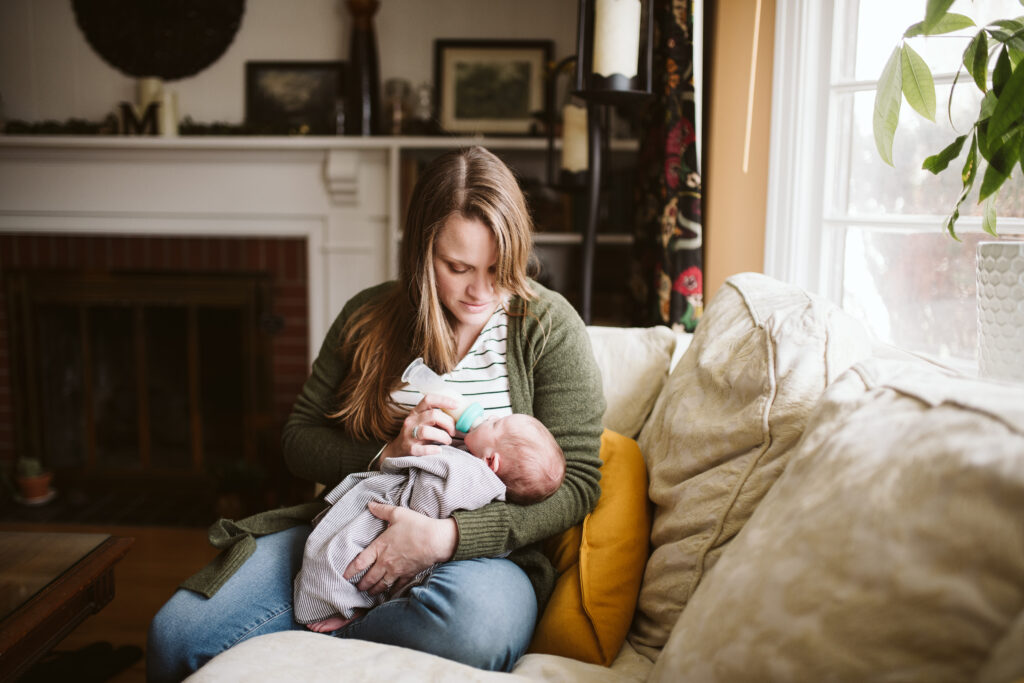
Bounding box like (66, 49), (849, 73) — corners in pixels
(1, 522), (218, 683)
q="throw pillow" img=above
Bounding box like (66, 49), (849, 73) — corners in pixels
(629, 272), (875, 660)
(529, 429), (652, 666)
(652, 357), (1024, 682)
(586, 325), (678, 439)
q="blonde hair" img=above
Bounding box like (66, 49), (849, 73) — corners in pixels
(330, 147), (536, 441)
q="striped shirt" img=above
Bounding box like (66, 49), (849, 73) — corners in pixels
(391, 305), (512, 448)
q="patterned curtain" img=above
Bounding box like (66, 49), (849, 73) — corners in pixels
(631, 0), (703, 331)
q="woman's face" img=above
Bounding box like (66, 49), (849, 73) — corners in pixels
(433, 214), (500, 332)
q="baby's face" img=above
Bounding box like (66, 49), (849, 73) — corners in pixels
(463, 413), (530, 458)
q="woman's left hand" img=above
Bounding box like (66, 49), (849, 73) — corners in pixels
(343, 501), (458, 595)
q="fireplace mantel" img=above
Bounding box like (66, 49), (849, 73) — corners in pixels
(0, 135), (551, 360)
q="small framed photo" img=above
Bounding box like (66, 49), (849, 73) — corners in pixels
(245, 61), (346, 135)
(434, 39), (553, 136)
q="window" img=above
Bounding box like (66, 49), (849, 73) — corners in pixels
(766, 0), (1024, 370)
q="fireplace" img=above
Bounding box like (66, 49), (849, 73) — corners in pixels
(0, 233), (311, 525)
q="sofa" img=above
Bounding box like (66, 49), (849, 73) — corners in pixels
(185, 273), (1024, 683)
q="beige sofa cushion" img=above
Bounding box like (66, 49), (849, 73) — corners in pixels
(653, 358), (1024, 682)
(629, 272), (874, 659)
(185, 631), (646, 682)
(587, 325), (678, 439)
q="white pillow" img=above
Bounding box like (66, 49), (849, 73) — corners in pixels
(586, 325), (677, 439)
(653, 358), (1024, 682)
(629, 272), (874, 660)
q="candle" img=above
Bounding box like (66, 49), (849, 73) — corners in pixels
(561, 103), (588, 173)
(593, 0), (641, 79)
(159, 90), (179, 137)
(137, 77), (163, 109)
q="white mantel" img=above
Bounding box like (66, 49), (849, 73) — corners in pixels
(0, 135), (552, 361)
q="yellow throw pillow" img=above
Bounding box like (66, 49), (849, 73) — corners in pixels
(528, 429), (652, 666)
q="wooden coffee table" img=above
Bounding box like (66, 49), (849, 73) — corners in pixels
(0, 531), (134, 681)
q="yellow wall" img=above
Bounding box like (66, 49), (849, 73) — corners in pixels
(704, 0), (775, 302)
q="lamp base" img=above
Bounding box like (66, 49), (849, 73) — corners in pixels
(576, 73), (652, 105)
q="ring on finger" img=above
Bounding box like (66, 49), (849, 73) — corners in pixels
(412, 425), (421, 440)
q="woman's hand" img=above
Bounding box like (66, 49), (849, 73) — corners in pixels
(382, 394), (459, 463)
(343, 501), (459, 594)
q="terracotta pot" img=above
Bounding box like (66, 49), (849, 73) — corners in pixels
(17, 472), (53, 503)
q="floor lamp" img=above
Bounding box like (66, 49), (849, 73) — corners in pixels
(572, 0), (653, 324)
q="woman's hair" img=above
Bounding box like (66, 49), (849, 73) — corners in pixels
(330, 146), (537, 441)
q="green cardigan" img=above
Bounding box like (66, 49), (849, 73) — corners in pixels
(182, 280), (606, 608)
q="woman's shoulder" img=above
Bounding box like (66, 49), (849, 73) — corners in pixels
(518, 279), (584, 327)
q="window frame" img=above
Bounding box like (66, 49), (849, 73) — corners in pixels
(765, 0), (1024, 308)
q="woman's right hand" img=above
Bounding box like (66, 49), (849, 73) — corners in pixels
(380, 394), (459, 464)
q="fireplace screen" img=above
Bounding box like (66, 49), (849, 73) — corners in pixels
(6, 270), (275, 499)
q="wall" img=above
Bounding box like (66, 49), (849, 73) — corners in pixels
(0, 0), (776, 314)
(0, 0), (578, 123)
(704, 0), (774, 302)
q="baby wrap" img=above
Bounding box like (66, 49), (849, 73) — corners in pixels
(294, 447), (507, 623)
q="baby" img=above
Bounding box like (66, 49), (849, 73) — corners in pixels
(293, 413), (565, 632)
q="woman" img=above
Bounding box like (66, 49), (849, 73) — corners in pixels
(147, 146), (605, 680)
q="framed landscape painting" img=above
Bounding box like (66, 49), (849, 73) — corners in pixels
(434, 40), (552, 135)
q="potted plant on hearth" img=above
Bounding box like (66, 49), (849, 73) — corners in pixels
(14, 456), (55, 504)
(873, 1), (1024, 381)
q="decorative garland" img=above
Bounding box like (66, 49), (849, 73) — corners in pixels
(5, 116), (259, 136)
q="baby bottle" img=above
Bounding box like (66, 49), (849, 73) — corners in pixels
(401, 358), (487, 433)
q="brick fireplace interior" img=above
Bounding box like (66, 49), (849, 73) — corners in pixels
(0, 233), (312, 526)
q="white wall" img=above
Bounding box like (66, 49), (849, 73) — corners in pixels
(0, 0), (577, 124)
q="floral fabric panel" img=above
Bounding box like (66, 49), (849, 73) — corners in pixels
(632, 0), (703, 332)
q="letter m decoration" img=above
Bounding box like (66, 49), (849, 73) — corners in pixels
(119, 101), (159, 135)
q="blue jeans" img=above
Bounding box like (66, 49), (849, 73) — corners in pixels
(146, 525), (537, 682)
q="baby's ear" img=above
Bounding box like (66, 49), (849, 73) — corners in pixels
(485, 452), (501, 473)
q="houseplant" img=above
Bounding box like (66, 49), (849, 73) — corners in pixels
(873, 0), (1024, 382)
(14, 456), (54, 504)
(873, 0), (1024, 237)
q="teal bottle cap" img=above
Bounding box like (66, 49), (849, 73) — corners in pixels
(455, 402), (485, 433)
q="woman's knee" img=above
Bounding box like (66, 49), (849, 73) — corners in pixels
(146, 525), (312, 682)
(342, 558), (537, 672)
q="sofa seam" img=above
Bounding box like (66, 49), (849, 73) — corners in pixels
(683, 279), (782, 603)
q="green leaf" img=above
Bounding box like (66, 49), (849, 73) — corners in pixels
(964, 30), (989, 92)
(980, 154), (1015, 201)
(923, 133), (967, 173)
(988, 63), (1024, 142)
(945, 134), (979, 239)
(982, 192), (999, 236)
(944, 207), (962, 239)
(901, 44), (937, 120)
(980, 90), (999, 120)
(874, 47), (903, 166)
(993, 46), (1012, 96)
(987, 127), (1023, 173)
(923, 0), (957, 33)
(987, 21), (1024, 53)
(963, 131), (979, 186)
(906, 13), (974, 37)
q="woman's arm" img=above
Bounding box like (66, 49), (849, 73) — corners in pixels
(450, 287), (606, 559)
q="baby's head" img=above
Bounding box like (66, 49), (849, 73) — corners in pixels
(463, 413), (564, 504)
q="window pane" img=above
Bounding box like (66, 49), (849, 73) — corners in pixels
(843, 89), (1024, 217)
(854, 0), (1022, 81)
(842, 228), (991, 362)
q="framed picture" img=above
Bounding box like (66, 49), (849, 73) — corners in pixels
(245, 61), (345, 135)
(434, 39), (553, 136)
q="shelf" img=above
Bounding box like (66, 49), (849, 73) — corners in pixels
(534, 233), (634, 245)
(0, 134), (640, 153)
